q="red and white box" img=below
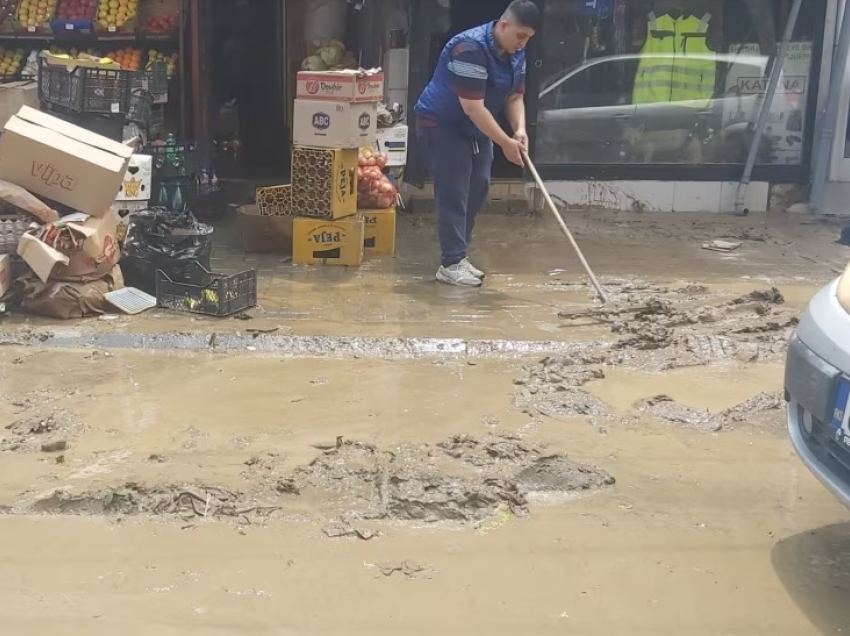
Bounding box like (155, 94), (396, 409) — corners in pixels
(296, 69), (384, 103)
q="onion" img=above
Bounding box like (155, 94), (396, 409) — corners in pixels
(362, 150), (373, 159)
(375, 154), (387, 168)
(378, 181), (394, 194)
(358, 156), (368, 167)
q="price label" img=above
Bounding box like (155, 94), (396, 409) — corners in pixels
(110, 102), (119, 113)
(65, 23), (73, 30)
(27, 25), (35, 32)
(108, 25), (115, 32)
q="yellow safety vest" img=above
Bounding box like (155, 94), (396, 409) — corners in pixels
(633, 12), (716, 106)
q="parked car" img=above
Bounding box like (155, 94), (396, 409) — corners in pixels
(786, 263), (850, 509)
(536, 52), (797, 164)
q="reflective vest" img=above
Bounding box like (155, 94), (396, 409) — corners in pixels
(632, 12), (716, 106)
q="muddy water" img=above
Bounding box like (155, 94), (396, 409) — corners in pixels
(0, 348), (848, 635)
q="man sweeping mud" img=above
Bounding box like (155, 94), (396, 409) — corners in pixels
(415, 0), (540, 287)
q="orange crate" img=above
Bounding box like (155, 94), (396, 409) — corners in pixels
(15, 0), (56, 35)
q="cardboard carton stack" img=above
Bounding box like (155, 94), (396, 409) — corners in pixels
(284, 68), (397, 267)
(0, 105), (132, 318)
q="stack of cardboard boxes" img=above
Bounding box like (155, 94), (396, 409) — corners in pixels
(257, 68), (397, 267)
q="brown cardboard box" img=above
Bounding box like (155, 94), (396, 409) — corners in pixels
(236, 205), (293, 253)
(17, 213), (119, 283)
(0, 81), (38, 131)
(292, 216), (364, 267)
(360, 207), (397, 256)
(293, 99), (377, 149)
(0, 254), (11, 298)
(296, 69), (384, 103)
(0, 106), (133, 217)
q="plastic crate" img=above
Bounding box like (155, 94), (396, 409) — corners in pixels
(155, 262), (257, 317)
(148, 104), (165, 135)
(143, 141), (198, 178)
(0, 214), (28, 255)
(38, 56), (132, 115)
(131, 60), (167, 96)
(128, 90), (153, 126)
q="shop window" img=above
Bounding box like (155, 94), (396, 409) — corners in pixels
(534, 0), (817, 167)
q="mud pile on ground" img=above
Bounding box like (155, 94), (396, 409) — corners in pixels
(512, 355), (613, 420)
(293, 435), (613, 524)
(631, 391), (785, 432)
(4, 435), (614, 526)
(0, 405), (81, 453)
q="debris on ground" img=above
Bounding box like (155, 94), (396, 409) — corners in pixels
(702, 240), (742, 252)
(1, 408), (81, 453)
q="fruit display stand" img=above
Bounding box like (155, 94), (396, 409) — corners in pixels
(51, 0), (98, 34)
(16, 0), (57, 35)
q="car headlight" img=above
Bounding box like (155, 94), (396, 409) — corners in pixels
(837, 261), (850, 314)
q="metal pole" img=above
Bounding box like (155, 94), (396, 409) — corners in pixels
(810, 0), (850, 213)
(733, 0), (804, 215)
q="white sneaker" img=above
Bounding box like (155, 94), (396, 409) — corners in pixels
(436, 263), (482, 287)
(460, 257), (484, 279)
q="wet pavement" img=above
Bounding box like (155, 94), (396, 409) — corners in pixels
(1, 209), (850, 635)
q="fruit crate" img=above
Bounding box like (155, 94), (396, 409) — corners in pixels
(256, 185), (292, 216)
(127, 89), (152, 126)
(0, 213), (27, 255)
(0, 45), (24, 82)
(138, 0), (178, 38)
(131, 59), (166, 95)
(155, 262), (257, 317)
(0, 2), (17, 35)
(38, 56), (132, 115)
(143, 140), (198, 178)
(50, 0), (97, 33)
(94, 0), (138, 35)
(15, 0), (56, 35)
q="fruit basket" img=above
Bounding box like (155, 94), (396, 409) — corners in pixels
(95, 0), (138, 34)
(0, 0), (17, 35)
(16, 0), (57, 35)
(156, 262), (257, 317)
(51, 0), (98, 33)
(0, 46), (26, 82)
(138, 0), (177, 38)
(38, 55), (133, 115)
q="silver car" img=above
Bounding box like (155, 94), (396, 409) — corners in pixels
(786, 264), (850, 508)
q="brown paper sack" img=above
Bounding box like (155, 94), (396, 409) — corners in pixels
(20, 265), (124, 319)
(0, 178), (60, 223)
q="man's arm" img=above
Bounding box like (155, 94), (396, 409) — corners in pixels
(447, 41), (524, 164)
(504, 94), (527, 148)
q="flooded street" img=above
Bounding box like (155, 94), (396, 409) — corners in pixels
(2, 211), (850, 635)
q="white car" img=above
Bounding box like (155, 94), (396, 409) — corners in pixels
(786, 263), (850, 509)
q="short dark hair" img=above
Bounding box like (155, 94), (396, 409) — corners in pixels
(504, 0), (541, 30)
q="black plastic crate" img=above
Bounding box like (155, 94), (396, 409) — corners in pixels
(143, 141), (199, 178)
(38, 56), (132, 115)
(148, 104), (165, 136)
(44, 106), (125, 141)
(131, 61), (167, 96)
(128, 90), (153, 126)
(155, 262), (257, 317)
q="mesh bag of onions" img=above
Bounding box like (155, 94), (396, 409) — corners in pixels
(357, 149), (398, 209)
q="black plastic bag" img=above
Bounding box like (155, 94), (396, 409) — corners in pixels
(121, 207), (214, 294)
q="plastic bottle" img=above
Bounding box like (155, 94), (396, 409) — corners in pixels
(210, 169), (220, 193)
(156, 180), (170, 208)
(170, 179), (185, 212)
(165, 133), (177, 163)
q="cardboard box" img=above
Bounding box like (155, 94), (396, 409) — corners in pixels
(236, 205), (293, 254)
(293, 99), (377, 149)
(292, 216), (364, 267)
(375, 125), (409, 167)
(17, 213), (119, 283)
(0, 254), (11, 298)
(0, 81), (38, 131)
(296, 69), (384, 103)
(360, 207), (397, 256)
(115, 154), (153, 201)
(0, 106), (133, 217)
(291, 146), (358, 220)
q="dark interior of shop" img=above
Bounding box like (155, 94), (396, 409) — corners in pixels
(208, 0), (288, 180)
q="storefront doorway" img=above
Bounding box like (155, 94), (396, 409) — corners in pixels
(206, 0), (288, 179)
